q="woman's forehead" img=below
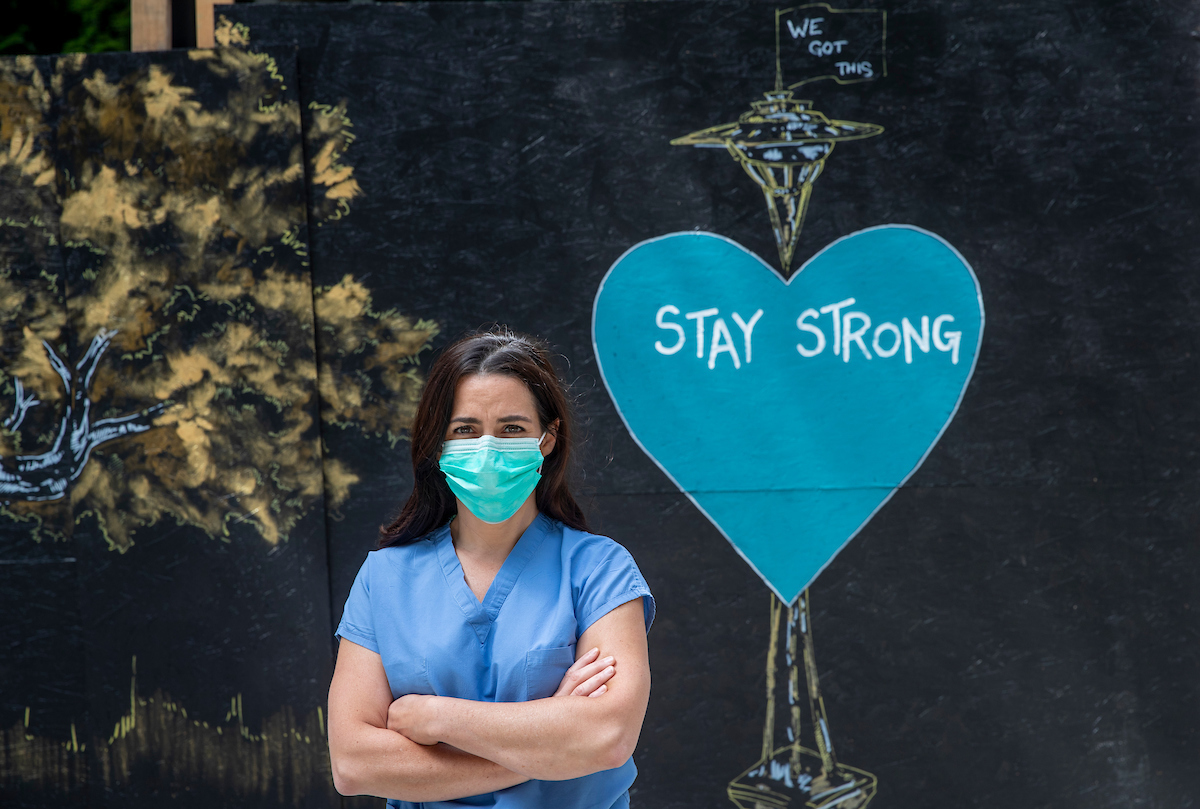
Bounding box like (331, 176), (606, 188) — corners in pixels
(451, 373), (538, 415)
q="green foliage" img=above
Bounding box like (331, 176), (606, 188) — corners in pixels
(0, 0), (130, 55)
(64, 0), (131, 53)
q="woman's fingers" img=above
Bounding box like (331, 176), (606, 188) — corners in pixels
(553, 648), (599, 697)
(568, 656), (615, 694)
(552, 648), (618, 697)
(588, 684), (608, 698)
(571, 663), (616, 697)
(571, 655), (613, 681)
(568, 647), (600, 674)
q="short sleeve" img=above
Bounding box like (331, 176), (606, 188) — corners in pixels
(573, 539), (655, 637)
(335, 554), (379, 653)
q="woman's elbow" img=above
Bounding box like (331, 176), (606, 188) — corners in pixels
(596, 721), (641, 772)
(597, 744), (633, 773)
(330, 751), (364, 797)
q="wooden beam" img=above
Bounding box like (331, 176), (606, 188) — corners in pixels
(131, 0), (172, 52)
(196, 0), (236, 49)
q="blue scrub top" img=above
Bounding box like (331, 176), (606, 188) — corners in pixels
(336, 513), (655, 809)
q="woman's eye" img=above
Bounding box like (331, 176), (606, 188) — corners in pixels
(452, 426), (473, 434)
(503, 425), (523, 433)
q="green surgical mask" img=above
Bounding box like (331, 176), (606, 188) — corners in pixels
(439, 433), (547, 524)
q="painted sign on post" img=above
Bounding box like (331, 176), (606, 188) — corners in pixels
(777, 3), (886, 87)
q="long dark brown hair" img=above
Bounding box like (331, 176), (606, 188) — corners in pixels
(378, 327), (588, 546)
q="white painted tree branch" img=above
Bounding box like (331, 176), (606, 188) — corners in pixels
(0, 331), (165, 503)
(2, 379), (39, 433)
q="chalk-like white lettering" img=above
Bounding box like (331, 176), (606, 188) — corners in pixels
(933, 315), (962, 365)
(795, 308), (825, 357)
(808, 39), (849, 56)
(872, 322), (901, 358)
(788, 17), (825, 38)
(819, 298), (855, 352)
(708, 317), (741, 370)
(902, 316), (930, 364)
(685, 308), (719, 360)
(835, 61), (874, 78)
(842, 311), (872, 361)
(658, 299), (962, 367)
(654, 305), (686, 355)
(731, 309), (764, 364)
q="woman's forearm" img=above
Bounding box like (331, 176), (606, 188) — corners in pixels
(330, 720), (528, 802)
(405, 694), (644, 781)
(388, 599), (652, 782)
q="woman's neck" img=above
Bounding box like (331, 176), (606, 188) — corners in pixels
(449, 496), (539, 565)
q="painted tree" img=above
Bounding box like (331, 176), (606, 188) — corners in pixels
(0, 42), (436, 550)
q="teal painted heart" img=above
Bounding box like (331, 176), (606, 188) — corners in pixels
(592, 226), (984, 603)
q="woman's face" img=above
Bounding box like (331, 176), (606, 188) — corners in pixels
(444, 373), (558, 456)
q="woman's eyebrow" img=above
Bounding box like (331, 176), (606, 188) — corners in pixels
(449, 415), (532, 424)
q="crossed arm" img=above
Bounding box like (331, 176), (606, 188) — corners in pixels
(327, 597), (650, 802)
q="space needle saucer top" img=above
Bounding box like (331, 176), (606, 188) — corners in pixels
(672, 90), (884, 274)
(671, 90), (883, 166)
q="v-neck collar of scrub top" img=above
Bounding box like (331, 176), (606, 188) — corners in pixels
(435, 512), (552, 645)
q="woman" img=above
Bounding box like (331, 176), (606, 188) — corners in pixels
(327, 329), (654, 809)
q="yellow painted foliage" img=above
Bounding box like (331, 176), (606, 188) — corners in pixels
(0, 41), (436, 550)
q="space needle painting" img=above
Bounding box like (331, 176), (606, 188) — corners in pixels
(672, 11), (887, 803)
(594, 5), (985, 808)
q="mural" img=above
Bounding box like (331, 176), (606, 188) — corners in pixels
(595, 10), (982, 808)
(7, 1), (1199, 806)
(1, 21), (435, 806)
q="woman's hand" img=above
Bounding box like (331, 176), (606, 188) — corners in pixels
(553, 646), (616, 698)
(387, 694), (441, 745)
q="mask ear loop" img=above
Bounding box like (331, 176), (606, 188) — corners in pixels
(536, 431), (547, 475)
